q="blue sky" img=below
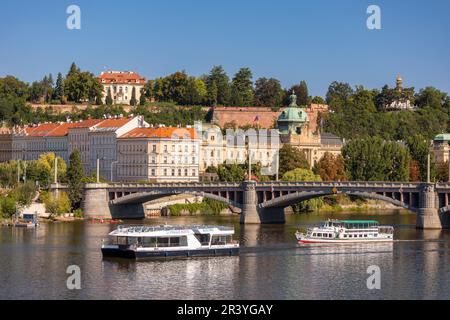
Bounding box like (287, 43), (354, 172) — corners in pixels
(0, 0), (449, 97)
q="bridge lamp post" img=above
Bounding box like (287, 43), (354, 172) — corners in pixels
(111, 161), (118, 182)
(448, 150), (450, 182)
(96, 156), (107, 183)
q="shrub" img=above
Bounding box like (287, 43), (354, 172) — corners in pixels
(42, 191), (71, 216)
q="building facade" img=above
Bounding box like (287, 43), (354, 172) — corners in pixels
(0, 128), (13, 163)
(277, 92), (343, 168)
(197, 123), (279, 176)
(89, 116), (148, 179)
(433, 134), (450, 163)
(117, 127), (200, 183)
(98, 71), (146, 105)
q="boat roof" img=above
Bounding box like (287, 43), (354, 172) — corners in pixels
(109, 225), (235, 236)
(328, 220), (379, 224)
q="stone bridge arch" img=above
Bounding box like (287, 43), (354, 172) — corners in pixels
(111, 190), (242, 209)
(259, 190), (418, 214)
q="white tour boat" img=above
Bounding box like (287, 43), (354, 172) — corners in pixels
(295, 220), (394, 244)
(101, 225), (239, 259)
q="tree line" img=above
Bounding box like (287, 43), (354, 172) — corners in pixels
(142, 66), (319, 108)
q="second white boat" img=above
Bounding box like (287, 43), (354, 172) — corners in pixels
(295, 219), (394, 244)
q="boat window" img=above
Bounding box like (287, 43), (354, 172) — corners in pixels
(211, 235), (232, 246)
(317, 233), (322, 237)
(313, 233), (317, 237)
(117, 237), (127, 245)
(128, 237), (138, 245)
(158, 237), (170, 247)
(169, 237), (188, 247)
(194, 234), (210, 246)
(142, 237), (157, 247)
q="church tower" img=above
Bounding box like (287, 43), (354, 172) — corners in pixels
(396, 75), (403, 92)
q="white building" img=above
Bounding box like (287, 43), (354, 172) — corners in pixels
(196, 123), (279, 176)
(89, 116), (148, 179)
(98, 71), (146, 105)
(117, 126), (200, 183)
(67, 119), (105, 174)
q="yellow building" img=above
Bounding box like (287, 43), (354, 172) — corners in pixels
(277, 91), (343, 167)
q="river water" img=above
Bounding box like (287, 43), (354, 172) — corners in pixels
(1, 210), (450, 300)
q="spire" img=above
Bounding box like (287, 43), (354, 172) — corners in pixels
(289, 90), (298, 108)
(396, 75), (403, 92)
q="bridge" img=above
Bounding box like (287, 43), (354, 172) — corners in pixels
(50, 181), (450, 229)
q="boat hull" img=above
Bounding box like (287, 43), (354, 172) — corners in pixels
(297, 238), (393, 244)
(102, 247), (239, 260)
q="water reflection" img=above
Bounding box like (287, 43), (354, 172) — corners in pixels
(1, 211), (450, 299)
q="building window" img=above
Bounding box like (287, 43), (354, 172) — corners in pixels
(192, 169), (196, 176)
(172, 169), (175, 176)
(185, 169), (188, 176)
(178, 169), (182, 176)
(164, 169), (167, 176)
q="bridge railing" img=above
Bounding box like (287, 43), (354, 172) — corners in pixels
(256, 181), (421, 188)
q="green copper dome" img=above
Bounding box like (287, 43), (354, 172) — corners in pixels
(277, 91), (309, 135)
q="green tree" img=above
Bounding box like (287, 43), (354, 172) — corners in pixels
(206, 66), (230, 106)
(283, 81), (309, 107)
(53, 72), (65, 103)
(139, 88), (147, 106)
(207, 81), (218, 106)
(67, 150), (84, 210)
(130, 87), (137, 106)
(282, 168), (323, 212)
(326, 81), (353, 112)
(406, 135), (435, 182)
(313, 153), (347, 181)
(65, 71), (103, 103)
(230, 68), (254, 106)
(415, 87), (448, 109)
(184, 77), (207, 105)
(342, 137), (410, 181)
(297, 81), (309, 106)
(0, 196), (17, 219)
(11, 181), (37, 208)
(41, 191), (71, 216)
(106, 87), (113, 105)
(253, 77), (284, 109)
(311, 96), (326, 104)
(278, 144), (310, 176)
(217, 164), (246, 182)
(67, 62), (80, 78)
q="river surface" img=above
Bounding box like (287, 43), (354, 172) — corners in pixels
(1, 210), (450, 300)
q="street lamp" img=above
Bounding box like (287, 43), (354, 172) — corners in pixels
(111, 160), (118, 182)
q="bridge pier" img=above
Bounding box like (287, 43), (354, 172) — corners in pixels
(240, 181), (260, 224)
(417, 184), (442, 229)
(82, 183), (112, 219)
(240, 181), (285, 224)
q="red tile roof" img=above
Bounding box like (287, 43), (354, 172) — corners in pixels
(69, 119), (104, 129)
(96, 118), (133, 129)
(46, 122), (79, 137)
(119, 127), (198, 140)
(98, 71), (146, 85)
(28, 123), (61, 137)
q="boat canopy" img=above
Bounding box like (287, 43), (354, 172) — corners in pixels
(322, 220), (379, 229)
